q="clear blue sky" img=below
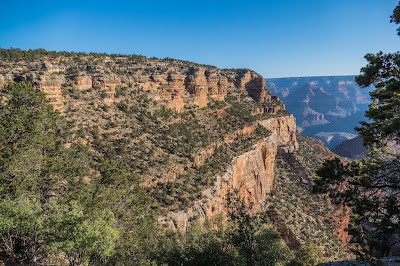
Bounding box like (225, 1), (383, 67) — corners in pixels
(1, 0), (399, 78)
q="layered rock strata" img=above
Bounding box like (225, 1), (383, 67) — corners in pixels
(0, 59), (273, 113)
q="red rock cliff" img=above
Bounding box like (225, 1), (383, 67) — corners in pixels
(161, 115), (298, 230)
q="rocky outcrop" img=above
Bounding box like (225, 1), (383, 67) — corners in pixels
(0, 58), (274, 113)
(28, 73), (66, 111)
(160, 115), (298, 230)
(207, 72), (228, 101)
(92, 74), (120, 105)
(236, 70), (269, 103)
(333, 136), (367, 159)
(185, 68), (209, 108)
(73, 75), (92, 90)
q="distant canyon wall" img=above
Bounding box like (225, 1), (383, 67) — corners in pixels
(266, 76), (374, 149)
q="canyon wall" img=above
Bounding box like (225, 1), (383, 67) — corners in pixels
(161, 115), (298, 230)
(0, 60), (272, 112)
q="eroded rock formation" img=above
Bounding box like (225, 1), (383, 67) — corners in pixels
(161, 115), (298, 230)
(0, 58), (272, 113)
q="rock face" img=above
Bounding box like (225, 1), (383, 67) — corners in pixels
(31, 74), (65, 110)
(0, 58), (271, 113)
(161, 115), (298, 230)
(333, 136), (367, 159)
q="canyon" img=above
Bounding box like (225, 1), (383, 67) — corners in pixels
(0, 54), (298, 218)
(0, 50), (351, 260)
(267, 76), (374, 150)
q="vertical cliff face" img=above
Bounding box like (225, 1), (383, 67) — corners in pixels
(30, 73), (65, 110)
(161, 115), (298, 230)
(207, 72), (228, 102)
(136, 67), (270, 111)
(152, 73), (186, 111)
(4, 71), (66, 111)
(236, 70), (269, 102)
(185, 68), (209, 108)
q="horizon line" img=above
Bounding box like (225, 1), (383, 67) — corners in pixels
(266, 74), (359, 80)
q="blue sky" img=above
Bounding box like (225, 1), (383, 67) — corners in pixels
(1, 0), (399, 78)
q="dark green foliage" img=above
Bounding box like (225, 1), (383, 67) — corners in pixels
(225, 98), (256, 126)
(0, 198), (44, 262)
(314, 155), (400, 258)
(355, 52), (400, 146)
(91, 159), (158, 265)
(62, 86), (81, 100)
(115, 86), (128, 98)
(0, 198), (119, 265)
(0, 82), (156, 265)
(0, 48), (82, 62)
(154, 193), (291, 266)
(254, 124), (271, 137)
(391, 1), (400, 35)
(290, 239), (326, 266)
(226, 191), (291, 266)
(0, 82), (88, 201)
(44, 201), (119, 265)
(155, 219), (239, 266)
